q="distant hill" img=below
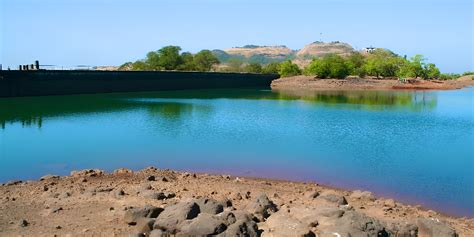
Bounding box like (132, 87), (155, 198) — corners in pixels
(213, 41), (357, 67)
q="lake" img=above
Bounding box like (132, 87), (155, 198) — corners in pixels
(0, 88), (473, 217)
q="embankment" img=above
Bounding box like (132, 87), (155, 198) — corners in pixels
(0, 70), (279, 97)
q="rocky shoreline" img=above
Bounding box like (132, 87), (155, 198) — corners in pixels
(1, 167), (473, 236)
(271, 75), (474, 91)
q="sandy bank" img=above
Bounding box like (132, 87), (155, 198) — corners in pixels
(271, 75), (474, 91)
(0, 168), (473, 236)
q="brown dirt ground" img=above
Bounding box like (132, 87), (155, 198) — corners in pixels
(0, 168), (473, 236)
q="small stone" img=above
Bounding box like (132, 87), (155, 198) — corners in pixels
(55, 225), (62, 229)
(40, 175), (60, 181)
(51, 207), (63, 214)
(305, 191), (319, 199)
(146, 175), (156, 181)
(19, 219), (29, 227)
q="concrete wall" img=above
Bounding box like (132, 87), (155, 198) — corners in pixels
(0, 70), (279, 97)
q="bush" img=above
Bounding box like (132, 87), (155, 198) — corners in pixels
(279, 61), (301, 77)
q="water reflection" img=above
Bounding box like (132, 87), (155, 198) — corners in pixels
(0, 89), (437, 128)
(273, 90), (437, 111)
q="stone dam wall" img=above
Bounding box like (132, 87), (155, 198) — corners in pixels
(0, 70), (279, 97)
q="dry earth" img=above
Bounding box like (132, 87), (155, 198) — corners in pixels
(271, 75), (474, 91)
(1, 167), (473, 236)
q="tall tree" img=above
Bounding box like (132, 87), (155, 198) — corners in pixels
(193, 50), (220, 71)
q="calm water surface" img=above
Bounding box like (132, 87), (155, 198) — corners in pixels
(0, 88), (473, 217)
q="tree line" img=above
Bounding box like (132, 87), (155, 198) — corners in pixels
(119, 46), (220, 72)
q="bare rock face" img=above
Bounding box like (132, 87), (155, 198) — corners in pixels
(417, 218), (457, 237)
(124, 205), (164, 225)
(153, 201), (200, 234)
(246, 194), (278, 221)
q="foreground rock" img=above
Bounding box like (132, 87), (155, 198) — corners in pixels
(0, 168), (472, 236)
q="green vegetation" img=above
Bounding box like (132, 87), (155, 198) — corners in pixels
(304, 54), (350, 79)
(302, 49), (444, 80)
(119, 46), (220, 72)
(278, 61), (301, 77)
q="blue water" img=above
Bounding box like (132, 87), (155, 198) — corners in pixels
(0, 88), (473, 217)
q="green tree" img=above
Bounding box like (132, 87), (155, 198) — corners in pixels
(243, 63), (263, 73)
(425, 63), (440, 79)
(262, 62), (281, 74)
(156, 46), (183, 70)
(193, 50), (220, 71)
(346, 52), (366, 77)
(178, 52), (196, 71)
(279, 61), (301, 77)
(364, 49), (402, 78)
(305, 54), (350, 79)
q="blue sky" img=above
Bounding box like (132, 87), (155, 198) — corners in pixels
(1, 0), (472, 73)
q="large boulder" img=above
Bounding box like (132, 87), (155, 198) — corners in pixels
(246, 194), (278, 221)
(216, 210), (259, 237)
(153, 201), (200, 234)
(318, 191), (348, 205)
(265, 212), (315, 237)
(349, 190), (376, 202)
(142, 191), (175, 200)
(195, 197), (224, 214)
(178, 213), (227, 236)
(317, 211), (387, 237)
(217, 219), (259, 237)
(124, 205), (164, 225)
(417, 218), (457, 237)
(290, 206), (344, 228)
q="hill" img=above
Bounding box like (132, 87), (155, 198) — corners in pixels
(215, 41), (357, 67)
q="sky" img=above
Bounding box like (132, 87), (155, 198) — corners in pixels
(0, 0), (473, 73)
